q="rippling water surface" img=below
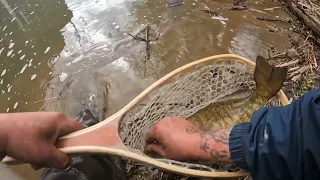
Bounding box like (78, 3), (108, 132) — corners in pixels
(0, 0), (292, 178)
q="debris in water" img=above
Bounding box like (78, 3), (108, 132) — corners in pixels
(1, 69), (6, 76)
(264, 6), (282, 11)
(229, 6), (248, 10)
(20, 54), (25, 60)
(200, 3), (219, 17)
(255, 17), (289, 22)
(13, 102), (18, 109)
(9, 43), (14, 49)
(31, 74), (37, 80)
(44, 47), (50, 54)
(212, 16), (229, 21)
(167, 0), (184, 7)
(232, 0), (248, 8)
(20, 64), (28, 74)
(7, 49), (13, 56)
(145, 25), (150, 61)
(7, 85), (12, 92)
(59, 72), (68, 82)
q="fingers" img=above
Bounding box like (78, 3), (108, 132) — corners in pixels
(58, 118), (84, 137)
(144, 144), (166, 157)
(145, 125), (158, 144)
(48, 148), (71, 168)
(26, 142), (71, 170)
(40, 146), (71, 169)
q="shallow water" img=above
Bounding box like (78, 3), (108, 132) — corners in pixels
(0, 0), (292, 179)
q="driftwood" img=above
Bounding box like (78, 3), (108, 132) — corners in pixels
(290, 2), (320, 38)
(256, 17), (289, 22)
(128, 33), (146, 42)
(276, 59), (300, 67)
(264, 6), (283, 11)
(200, 9), (219, 16)
(167, 0), (184, 7)
(200, 3), (219, 16)
(145, 25), (150, 61)
(229, 6), (248, 10)
(126, 25), (152, 61)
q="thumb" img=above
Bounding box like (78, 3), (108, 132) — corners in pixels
(144, 144), (166, 157)
(49, 148), (71, 169)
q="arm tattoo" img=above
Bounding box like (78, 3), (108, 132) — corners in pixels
(185, 126), (201, 134)
(185, 125), (231, 162)
(200, 134), (210, 152)
(210, 149), (228, 160)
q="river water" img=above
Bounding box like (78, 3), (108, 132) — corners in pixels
(0, 0), (292, 179)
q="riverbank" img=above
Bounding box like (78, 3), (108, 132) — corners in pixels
(275, 0), (320, 99)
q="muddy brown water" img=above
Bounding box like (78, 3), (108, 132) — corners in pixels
(0, 0), (293, 179)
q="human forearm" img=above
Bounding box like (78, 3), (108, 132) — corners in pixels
(185, 125), (232, 163)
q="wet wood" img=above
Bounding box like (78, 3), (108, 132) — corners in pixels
(128, 33), (146, 42)
(228, 6), (248, 10)
(256, 17), (287, 22)
(290, 3), (320, 38)
(264, 6), (283, 11)
(167, 0), (184, 7)
(200, 9), (219, 16)
(145, 25), (150, 61)
(276, 59), (300, 67)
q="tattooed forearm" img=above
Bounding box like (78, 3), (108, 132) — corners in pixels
(200, 134), (210, 152)
(185, 125), (232, 163)
(207, 128), (230, 145)
(210, 149), (229, 160)
(185, 125), (201, 134)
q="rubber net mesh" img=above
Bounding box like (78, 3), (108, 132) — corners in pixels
(119, 57), (278, 172)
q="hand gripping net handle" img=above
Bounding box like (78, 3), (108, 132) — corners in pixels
(118, 54), (289, 177)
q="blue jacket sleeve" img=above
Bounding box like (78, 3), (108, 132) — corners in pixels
(229, 89), (320, 180)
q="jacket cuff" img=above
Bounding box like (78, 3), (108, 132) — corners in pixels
(229, 122), (250, 170)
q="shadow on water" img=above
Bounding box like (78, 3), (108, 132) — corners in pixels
(0, 0), (294, 179)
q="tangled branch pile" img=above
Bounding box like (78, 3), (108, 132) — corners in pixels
(263, 0), (320, 99)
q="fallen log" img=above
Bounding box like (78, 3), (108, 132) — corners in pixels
(289, 2), (320, 38)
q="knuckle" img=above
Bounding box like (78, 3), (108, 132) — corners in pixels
(50, 112), (66, 122)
